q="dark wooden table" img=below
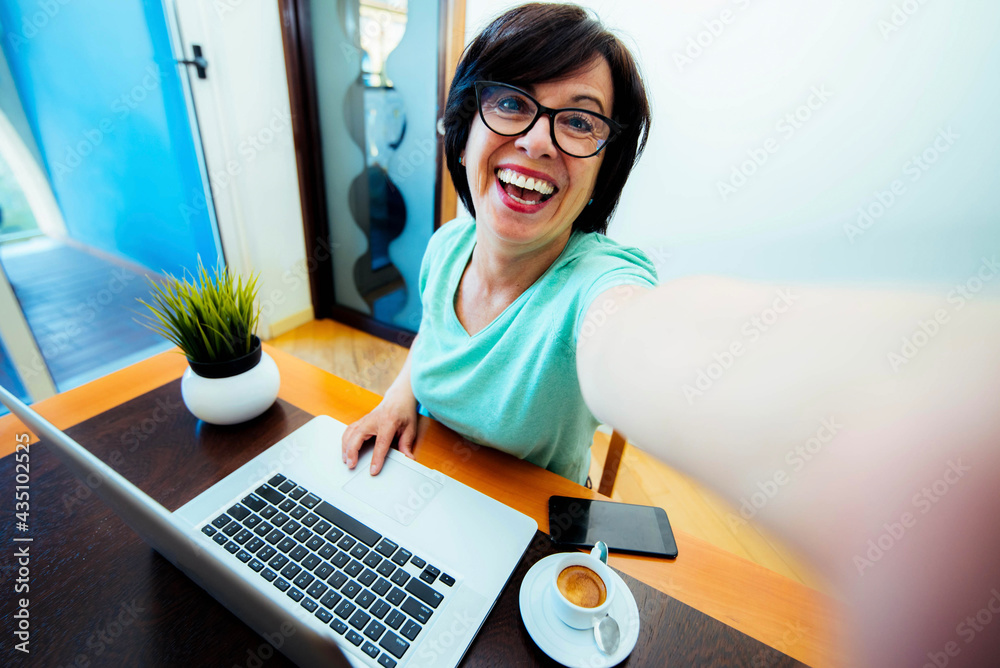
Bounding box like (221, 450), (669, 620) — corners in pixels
(0, 348), (835, 666)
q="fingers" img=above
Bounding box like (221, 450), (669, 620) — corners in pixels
(397, 422), (417, 459)
(369, 425), (397, 475)
(341, 419), (371, 469)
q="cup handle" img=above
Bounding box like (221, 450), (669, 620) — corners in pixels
(591, 540), (609, 564)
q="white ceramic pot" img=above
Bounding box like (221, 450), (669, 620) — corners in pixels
(180, 338), (280, 425)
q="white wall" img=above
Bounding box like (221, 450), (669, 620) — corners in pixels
(172, 0), (313, 339)
(464, 0), (1000, 292)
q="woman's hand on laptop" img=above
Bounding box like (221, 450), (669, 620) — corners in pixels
(342, 383), (418, 476)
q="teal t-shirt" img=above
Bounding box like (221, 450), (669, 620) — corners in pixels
(410, 217), (658, 484)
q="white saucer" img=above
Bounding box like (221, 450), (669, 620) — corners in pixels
(519, 553), (641, 667)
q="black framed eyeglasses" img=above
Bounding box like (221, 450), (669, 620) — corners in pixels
(474, 81), (623, 158)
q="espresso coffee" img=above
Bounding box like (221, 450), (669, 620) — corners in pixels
(556, 565), (607, 608)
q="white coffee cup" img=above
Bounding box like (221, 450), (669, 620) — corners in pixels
(550, 545), (616, 629)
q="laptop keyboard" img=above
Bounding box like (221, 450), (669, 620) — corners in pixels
(200, 473), (457, 667)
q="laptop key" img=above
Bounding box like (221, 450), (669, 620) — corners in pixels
(342, 580), (362, 599)
(294, 527), (313, 543)
(345, 560), (364, 577)
(361, 641), (379, 659)
(287, 588), (304, 602)
(358, 569), (377, 587)
(266, 530), (284, 545)
(268, 473), (286, 486)
(223, 522), (241, 537)
(301, 597), (318, 612)
(439, 573), (455, 587)
(212, 514), (232, 529)
(381, 629), (412, 657)
(224, 541), (240, 554)
(261, 568), (277, 582)
(271, 513), (289, 527)
(249, 558), (264, 572)
(420, 565), (441, 584)
(302, 513), (319, 527)
(410, 556), (426, 569)
(389, 569), (409, 586)
(212, 533), (227, 545)
(314, 520), (332, 534)
(405, 579), (443, 608)
(331, 552), (350, 568)
(246, 537), (264, 553)
(316, 501), (382, 547)
(244, 515), (262, 529)
(274, 578), (290, 592)
(307, 581), (327, 599)
(235, 529), (253, 545)
(290, 506), (307, 520)
(228, 504), (250, 521)
(325, 526), (344, 543)
(277, 537), (296, 553)
(356, 590), (376, 609)
(364, 619), (387, 642)
(401, 597), (432, 624)
(377, 654), (397, 668)
(260, 506), (278, 520)
(258, 545), (277, 561)
(372, 578), (391, 597)
(320, 590), (342, 609)
(315, 608), (333, 624)
(334, 600), (356, 619)
(345, 630), (364, 646)
(269, 554), (289, 570)
(306, 536), (325, 552)
(279, 499), (296, 512)
(281, 563), (301, 579)
(253, 522), (273, 537)
(289, 486), (307, 500)
(327, 572), (348, 589)
(278, 480), (296, 493)
(289, 545), (309, 562)
(236, 550), (252, 563)
(302, 554), (321, 571)
(390, 548), (412, 567)
(386, 587), (406, 606)
(318, 542), (338, 559)
(330, 619), (348, 635)
(293, 572), (314, 589)
(337, 535), (356, 551)
(301, 493), (321, 509)
(243, 494), (266, 512)
(202, 525), (217, 537)
(282, 520), (302, 535)
(399, 619), (421, 641)
(349, 609), (371, 630)
(256, 485), (283, 505)
(375, 538), (398, 558)
(315, 563), (335, 580)
(363, 552), (383, 569)
(376, 561), (395, 577)
(350, 544), (369, 560)
(370, 599), (391, 620)
(384, 610), (405, 630)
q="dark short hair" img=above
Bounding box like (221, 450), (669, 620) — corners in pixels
(442, 2), (651, 235)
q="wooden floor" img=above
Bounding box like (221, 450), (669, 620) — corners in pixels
(269, 319), (827, 591)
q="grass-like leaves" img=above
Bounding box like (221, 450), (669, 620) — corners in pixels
(137, 260), (261, 364)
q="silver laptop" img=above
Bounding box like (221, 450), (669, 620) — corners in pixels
(0, 386), (537, 668)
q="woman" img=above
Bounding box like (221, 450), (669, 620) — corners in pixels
(342, 3), (655, 484)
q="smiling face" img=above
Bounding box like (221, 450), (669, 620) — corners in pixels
(461, 57), (614, 255)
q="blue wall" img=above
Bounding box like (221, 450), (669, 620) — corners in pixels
(0, 0), (220, 276)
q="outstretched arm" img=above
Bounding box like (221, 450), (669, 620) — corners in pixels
(577, 276), (1000, 668)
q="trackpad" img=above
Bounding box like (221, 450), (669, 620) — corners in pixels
(343, 458), (442, 526)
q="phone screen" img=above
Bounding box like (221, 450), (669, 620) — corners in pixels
(548, 496), (678, 558)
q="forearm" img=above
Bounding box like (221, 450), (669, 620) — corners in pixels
(579, 276), (1000, 665)
(384, 334), (417, 405)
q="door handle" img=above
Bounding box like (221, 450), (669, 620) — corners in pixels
(177, 44), (208, 80)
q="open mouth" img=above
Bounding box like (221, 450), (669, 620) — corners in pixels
(495, 168), (558, 206)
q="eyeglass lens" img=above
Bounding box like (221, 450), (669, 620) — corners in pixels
(478, 84), (611, 157)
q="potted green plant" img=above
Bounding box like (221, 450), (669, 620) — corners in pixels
(137, 261), (279, 425)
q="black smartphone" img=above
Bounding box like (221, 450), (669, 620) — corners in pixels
(548, 495), (678, 559)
